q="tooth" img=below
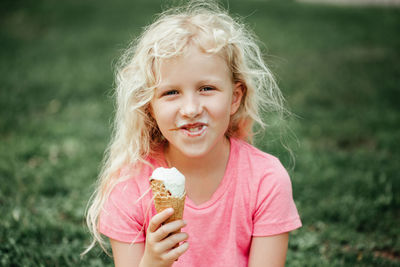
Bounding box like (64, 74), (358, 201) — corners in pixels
(188, 126), (201, 132)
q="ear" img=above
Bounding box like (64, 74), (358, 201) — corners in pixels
(230, 82), (244, 115)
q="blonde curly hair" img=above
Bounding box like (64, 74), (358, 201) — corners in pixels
(84, 0), (286, 254)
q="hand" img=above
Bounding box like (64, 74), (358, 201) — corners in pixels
(140, 208), (189, 267)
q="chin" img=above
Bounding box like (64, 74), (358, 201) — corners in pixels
(166, 133), (228, 159)
(169, 140), (213, 159)
(179, 145), (210, 158)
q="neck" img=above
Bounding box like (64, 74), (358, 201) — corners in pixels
(164, 137), (231, 178)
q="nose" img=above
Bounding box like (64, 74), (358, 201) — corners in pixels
(179, 93), (202, 118)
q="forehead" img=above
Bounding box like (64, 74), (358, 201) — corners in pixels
(157, 45), (232, 87)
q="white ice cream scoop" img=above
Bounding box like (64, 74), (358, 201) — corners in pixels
(150, 167), (185, 198)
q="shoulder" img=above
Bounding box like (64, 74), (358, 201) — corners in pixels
(232, 137), (280, 161)
(229, 139), (301, 233)
(107, 159), (156, 204)
(99, 160), (157, 243)
(230, 138), (293, 204)
(231, 138), (289, 181)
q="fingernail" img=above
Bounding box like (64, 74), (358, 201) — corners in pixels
(167, 208), (174, 213)
(182, 220), (187, 226)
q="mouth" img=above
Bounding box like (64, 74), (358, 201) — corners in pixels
(176, 123), (208, 137)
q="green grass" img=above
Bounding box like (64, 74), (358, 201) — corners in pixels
(1, 0), (399, 266)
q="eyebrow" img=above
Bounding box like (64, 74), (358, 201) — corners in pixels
(158, 78), (224, 89)
(197, 78), (224, 85)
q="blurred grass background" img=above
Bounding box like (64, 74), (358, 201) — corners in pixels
(0, 0), (399, 266)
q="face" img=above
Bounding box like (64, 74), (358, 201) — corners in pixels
(150, 45), (243, 160)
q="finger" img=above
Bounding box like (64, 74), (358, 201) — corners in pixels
(162, 242), (189, 262)
(153, 219), (187, 241)
(148, 208), (174, 233)
(158, 232), (188, 251)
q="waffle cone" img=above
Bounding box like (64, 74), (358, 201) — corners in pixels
(150, 179), (186, 234)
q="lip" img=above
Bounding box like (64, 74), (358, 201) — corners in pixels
(176, 122), (208, 137)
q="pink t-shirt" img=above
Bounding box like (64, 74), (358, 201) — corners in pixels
(99, 138), (301, 266)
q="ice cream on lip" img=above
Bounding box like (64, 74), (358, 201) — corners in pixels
(150, 167), (185, 198)
(171, 120), (209, 137)
(170, 119), (209, 131)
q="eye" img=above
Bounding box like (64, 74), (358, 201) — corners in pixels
(200, 86), (215, 92)
(163, 90), (179, 96)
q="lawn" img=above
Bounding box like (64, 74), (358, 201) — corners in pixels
(1, 0), (399, 266)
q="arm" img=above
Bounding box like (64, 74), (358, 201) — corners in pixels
(110, 239), (145, 267)
(110, 208), (188, 267)
(248, 232), (289, 267)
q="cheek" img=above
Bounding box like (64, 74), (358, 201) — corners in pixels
(208, 99), (232, 122)
(150, 102), (175, 129)
(216, 95), (233, 114)
(152, 109), (167, 126)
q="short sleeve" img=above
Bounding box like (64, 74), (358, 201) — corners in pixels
(99, 177), (147, 243)
(252, 159), (302, 236)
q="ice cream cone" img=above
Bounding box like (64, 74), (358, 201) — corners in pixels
(150, 179), (186, 234)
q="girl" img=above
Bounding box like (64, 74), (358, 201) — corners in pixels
(85, 1), (301, 266)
